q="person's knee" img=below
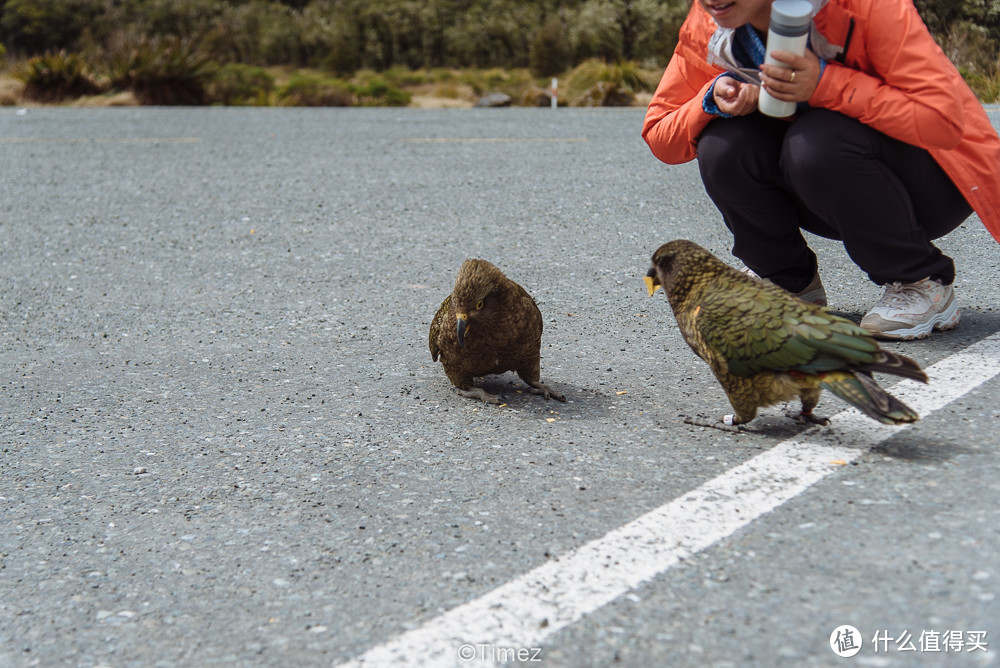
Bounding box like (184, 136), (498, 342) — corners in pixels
(697, 124), (745, 172)
(698, 118), (777, 191)
(781, 110), (869, 185)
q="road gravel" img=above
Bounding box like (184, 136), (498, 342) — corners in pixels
(2, 107), (998, 667)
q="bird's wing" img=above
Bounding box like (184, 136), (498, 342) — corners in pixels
(514, 281), (542, 320)
(512, 281), (538, 306)
(694, 281), (882, 378)
(429, 294), (451, 362)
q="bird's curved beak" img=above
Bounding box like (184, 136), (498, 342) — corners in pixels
(644, 268), (662, 296)
(456, 313), (469, 347)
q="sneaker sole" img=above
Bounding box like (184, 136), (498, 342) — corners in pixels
(862, 299), (961, 341)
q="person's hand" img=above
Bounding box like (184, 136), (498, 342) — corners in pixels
(759, 49), (821, 103)
(713, 75), (759, 116)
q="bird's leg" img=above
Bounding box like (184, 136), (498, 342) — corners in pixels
(524, 381), (566, 402)
(682, 414), (756, 433)
(517, 364), (566, 402)
(789, 389), (830, 425)
(455, 386), (503, 405)
(683, 396), (759, 432)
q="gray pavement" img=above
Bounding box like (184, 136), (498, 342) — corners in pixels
(1, 107), (998, 667)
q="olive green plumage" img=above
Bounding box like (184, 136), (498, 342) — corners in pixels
(430, 259), (565, 404)
(646, 240), (927, 427)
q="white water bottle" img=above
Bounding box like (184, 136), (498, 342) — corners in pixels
(758, 0), (814, 118)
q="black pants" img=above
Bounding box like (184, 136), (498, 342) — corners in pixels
(696, 108), (972, 291)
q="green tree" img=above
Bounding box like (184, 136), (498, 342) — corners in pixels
(916, 0), (1000, 76)
(4, 0), (997, 78)
(916, 0), (1000, 37)
(570, 1), (620, 62)
(530, 15), (571, 77)
(445, 0), (539, 68)
(211, 1), (301, 65)
(0, 0), (102, 54)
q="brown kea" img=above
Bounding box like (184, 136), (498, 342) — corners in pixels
(429, 259), (566, 404)
(645, 240), (928, 428)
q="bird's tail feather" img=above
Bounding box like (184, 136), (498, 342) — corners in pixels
(820, 371), (919, 425)
(855, 350), (928, 384)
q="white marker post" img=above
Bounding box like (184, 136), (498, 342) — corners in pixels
(551, 78), (558, 108)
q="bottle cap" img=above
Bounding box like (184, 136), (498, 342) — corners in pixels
(770, 0), (813, 35)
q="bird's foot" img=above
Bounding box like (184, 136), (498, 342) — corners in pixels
(456, 387), (504, 405)
(526, 382), (566, 402)
(682, 414), (754, 433)
(789, 409), (830, 426)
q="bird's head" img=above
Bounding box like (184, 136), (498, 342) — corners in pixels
(646, 239), (715, 304)
(452, 259), (507, 347)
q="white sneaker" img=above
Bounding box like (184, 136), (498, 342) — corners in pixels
(860, 278), (960, 340)
(740, 266), (828, 306)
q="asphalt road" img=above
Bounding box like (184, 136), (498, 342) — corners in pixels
(1, 106), (998, 667)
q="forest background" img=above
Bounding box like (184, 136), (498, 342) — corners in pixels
(0, 0), (998, 107)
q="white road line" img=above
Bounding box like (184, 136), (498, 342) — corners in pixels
(0, 137), (200, 143)
(340, 332), (1000, 667)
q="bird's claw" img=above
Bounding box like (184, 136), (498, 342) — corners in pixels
(526, 383), (566, 402)
(456, 387), (504, 404)
(789, 410), (830, 426)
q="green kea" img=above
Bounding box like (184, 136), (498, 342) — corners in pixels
(430, 259), (566, 405)
(645, 240), (928, 428)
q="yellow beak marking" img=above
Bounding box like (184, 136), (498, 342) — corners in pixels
(644, 275), (661, 297)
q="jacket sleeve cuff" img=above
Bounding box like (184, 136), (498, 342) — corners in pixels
(703, 74), (734, 118)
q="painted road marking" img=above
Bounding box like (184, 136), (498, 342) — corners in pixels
(0, 137), (200, 143)
(401, 138), (587, 143)
(339, 331), (1000, 667)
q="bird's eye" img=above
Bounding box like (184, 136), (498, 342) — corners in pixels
(476, 300), (484, 310)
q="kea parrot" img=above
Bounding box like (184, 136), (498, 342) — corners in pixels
(430, 258), (566, 405)
(645, 240), (928, 428)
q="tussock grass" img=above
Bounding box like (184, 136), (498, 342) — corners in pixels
(275, 72), (352, 107)
(16, 51), (100, 102)
(99, 33), (215, 105)
(207, 63), (274, 105)
(562, 59), (661, 107)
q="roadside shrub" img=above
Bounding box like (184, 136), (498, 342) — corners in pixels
(962, 68), (1000, 104)
(379, 66), (430, 88)
(563, 58), (658, 106)
(456, 67), (534, 98)
(16, 50), (101, 102)
(0, 77), (24, 105)
(430, 81), (467, 100)
(352, 75), (410, 107)
(275, 72), (352, 106)
(101, 32), (215, 105)
(206, 63), (274, 105)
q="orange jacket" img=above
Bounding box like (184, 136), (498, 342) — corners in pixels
(642, 0), (1000, 243)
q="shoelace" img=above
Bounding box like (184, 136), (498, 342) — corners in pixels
(879, 282), (927, 309)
